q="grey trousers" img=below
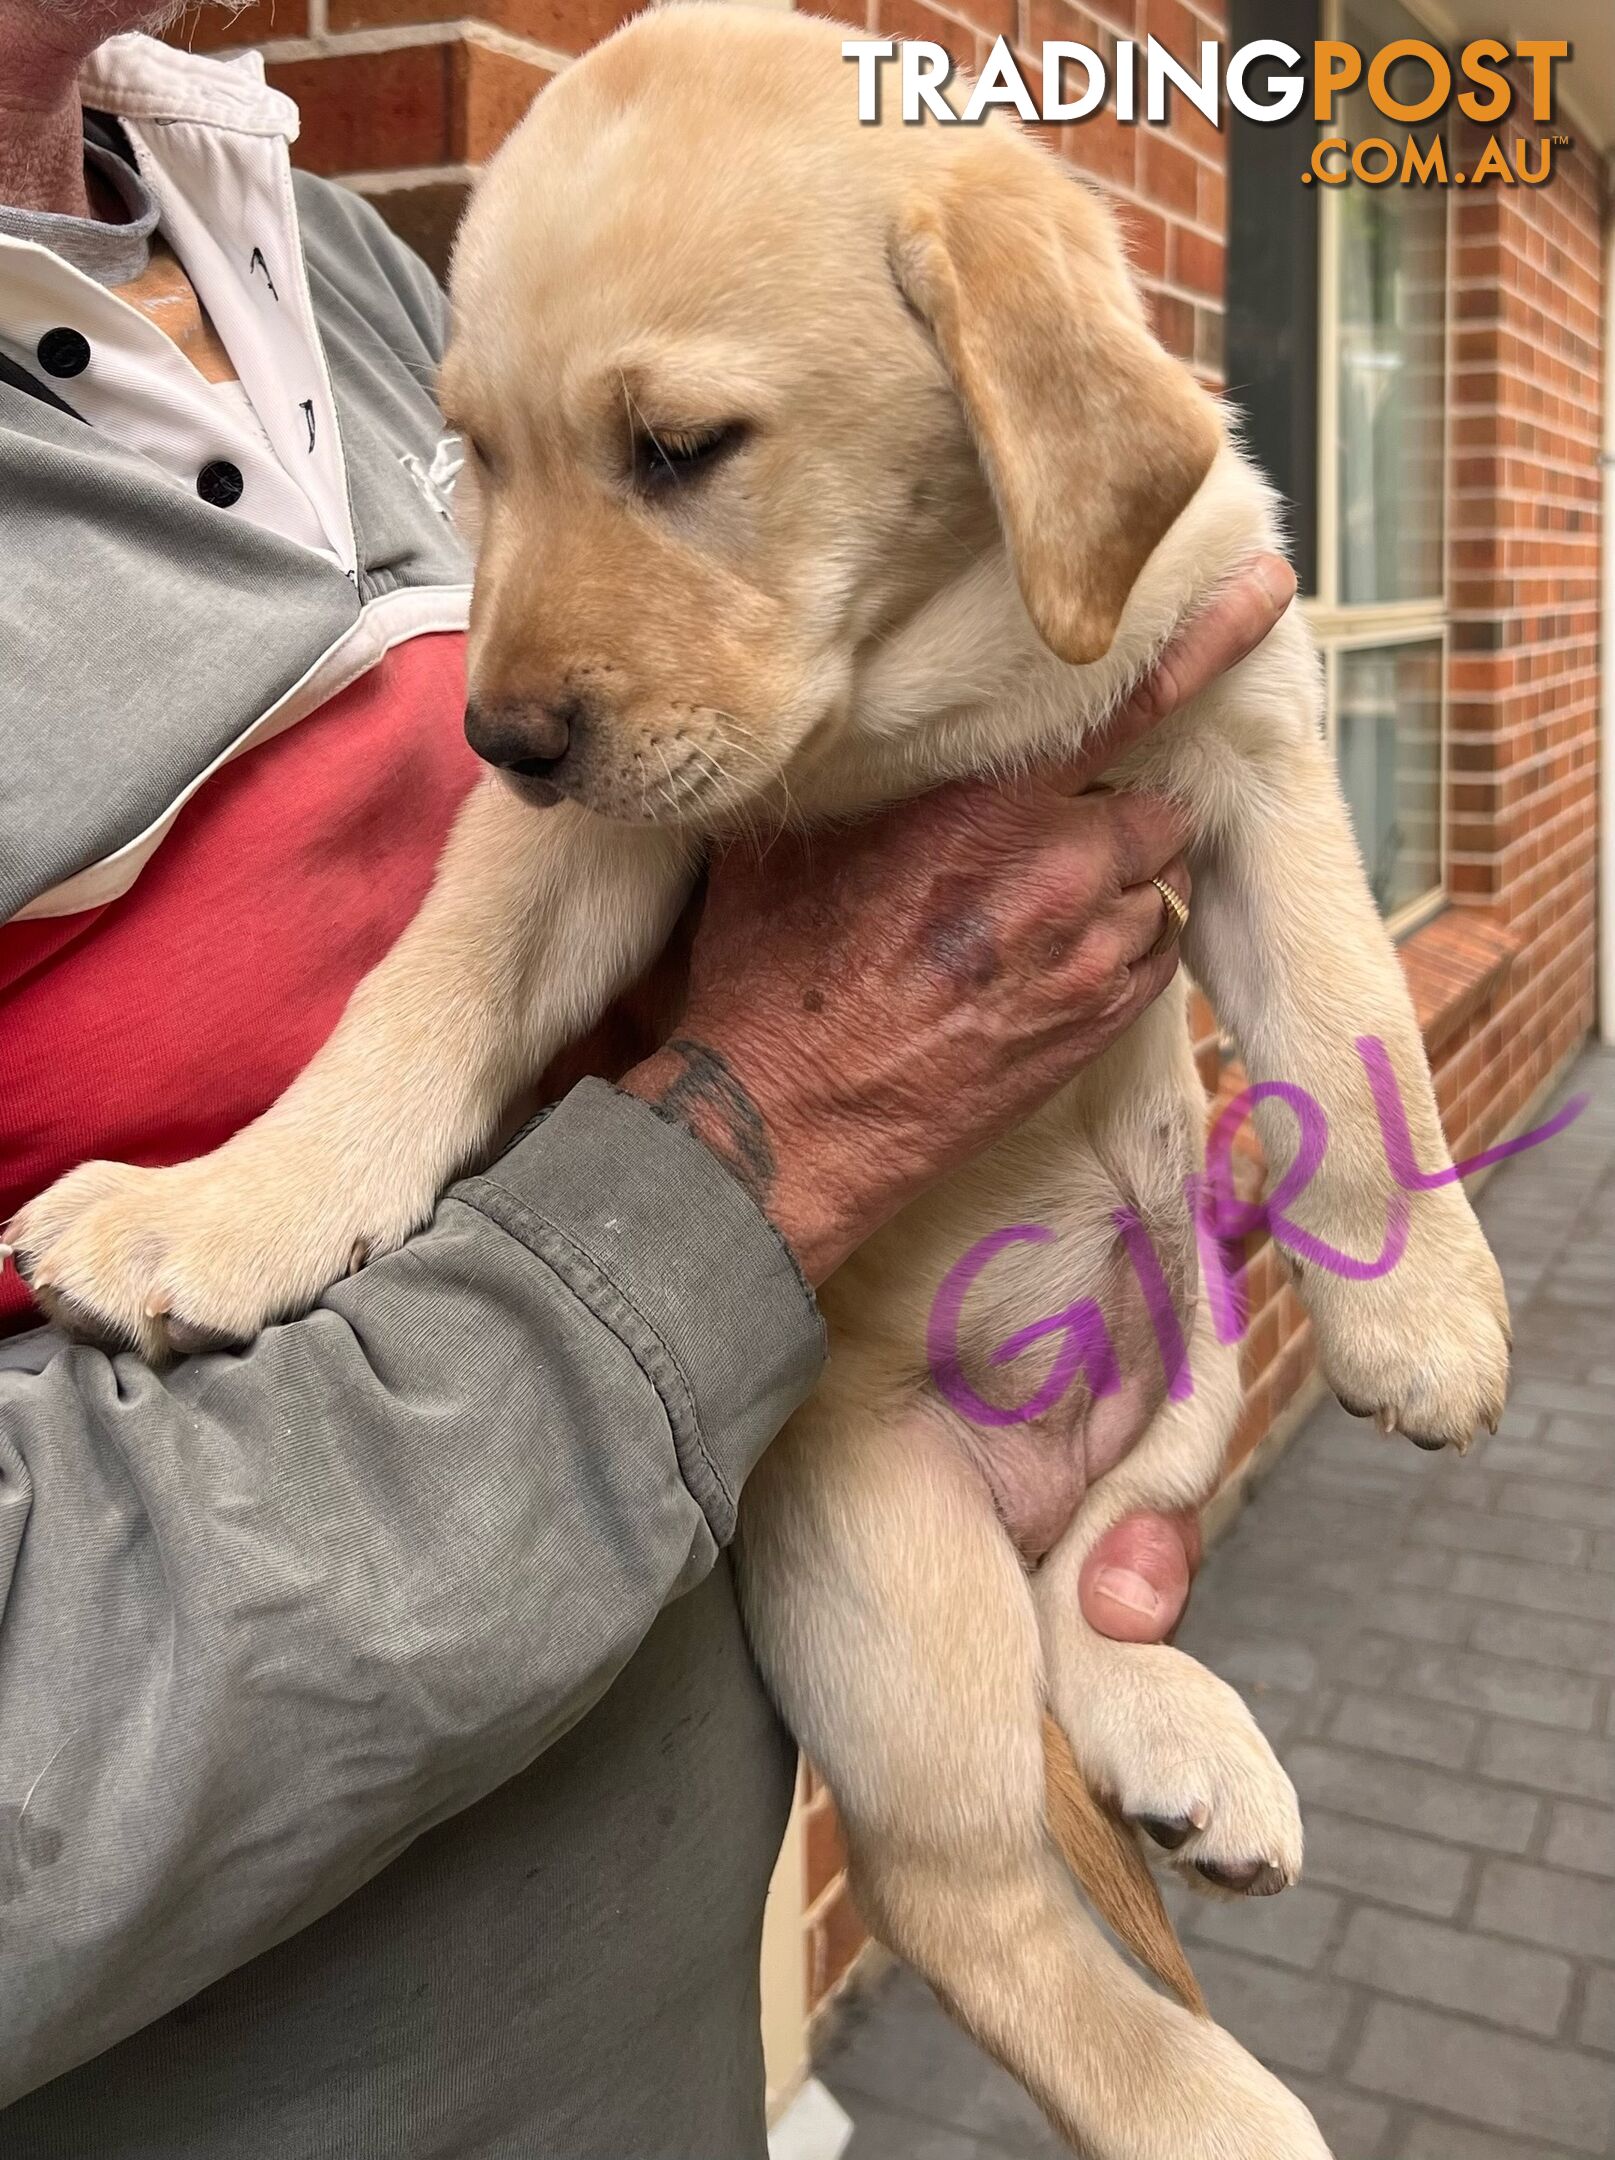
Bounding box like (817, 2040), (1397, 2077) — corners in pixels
(1, 1564), (795, 2160)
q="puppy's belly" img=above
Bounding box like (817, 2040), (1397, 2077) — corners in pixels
(933, 1212), (1195, 1563)
(947, 1362), (1164, 1565)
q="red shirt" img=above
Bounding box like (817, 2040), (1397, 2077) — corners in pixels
(1, 632), (478, 1334)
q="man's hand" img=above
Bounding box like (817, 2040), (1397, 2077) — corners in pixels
(624, 555), (1296, 1641)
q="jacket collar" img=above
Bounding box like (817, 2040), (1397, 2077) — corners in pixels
(79, 31), (300, 141)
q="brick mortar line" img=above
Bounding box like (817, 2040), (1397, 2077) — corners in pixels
(1139, 274), (1221, 310)
(1327, 1648), (1615, 1726)
(1447, 604), (1602, 621)
(241, 18), (573, 71)
(1449, 389), (1602, 421)
(1451, 491), (1604, 512)
(1447, 407), (1603, 446)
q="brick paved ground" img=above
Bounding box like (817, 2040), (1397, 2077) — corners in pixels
(817, 1045), (1615, 2159)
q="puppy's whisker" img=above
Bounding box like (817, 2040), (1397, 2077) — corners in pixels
(700, 714), (795, 846)
(687, 743), (764, 854)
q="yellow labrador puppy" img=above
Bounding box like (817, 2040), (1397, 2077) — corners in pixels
(15, 8), (1510, 2154)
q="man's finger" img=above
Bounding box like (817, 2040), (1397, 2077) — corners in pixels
(1085, 790), (1197, 892)
(1112, 852), (1193, 964)
(1078, 1510), (1200, 1642)
(1041, 554), (1297, 794)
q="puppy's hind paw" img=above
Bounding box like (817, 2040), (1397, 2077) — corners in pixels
(1053, 1643), (1303, 1904)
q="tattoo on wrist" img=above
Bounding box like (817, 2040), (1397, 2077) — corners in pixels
(643, 1037), (778, 1209)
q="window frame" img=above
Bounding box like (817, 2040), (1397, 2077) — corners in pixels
(1302, 0), (1455, 937)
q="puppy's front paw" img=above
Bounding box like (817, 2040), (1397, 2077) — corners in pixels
(1304, 1188), (1510, 1452)
(1055, 1643), (1303, 1900)
(6, 1147), (414, 1360)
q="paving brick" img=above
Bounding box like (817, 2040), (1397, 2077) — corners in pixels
(1248, 1492), (1409, 1557)
(1472, 1857), (1615, 1956)
(1470, 1605), (1615, 1680)
(1398, 2119), (1581, 2160)
(1478, 1722), (1615, 1804)
(1543, 1414), (1615, 1456)
(1288, 1742), (1540, 1853)
(1346, 1642), (1601, 1731)
(1349, 2001), (1615, 2153)
(1329, 1690), (1477, 1769)
(1188, 1946), (1353, 2073)
(1205, 1540), (1363, 1595)
(1580, 1967), (1615, 2055)
(1543, 1801), (1615, 1878)
(1300, 1810), (1472, 1918)
(1360, 1587), (1473, 1646)
(1412, 1505), (1589, 1566)
(1448, 1555), (1615, 1624)
(1485, 1439), (1615, 1490)
(1388, 1548), (1457, 1590)
(1333, 1907), (1572, 2036)
(1499, 1479), (1615, 1529)
(1188, 1882), (1341, 1973)
(1293, 1452), (1437, 1505)
(1513, 1378), (1615, 1420)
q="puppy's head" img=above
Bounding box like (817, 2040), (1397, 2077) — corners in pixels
(443, 4), (1220, 823)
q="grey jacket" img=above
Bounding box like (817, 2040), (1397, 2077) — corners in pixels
(1, 152), (824, 2157)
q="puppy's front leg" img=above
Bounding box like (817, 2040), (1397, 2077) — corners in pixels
(10, 785), (694, 1355)
(1171, 614), (1509, 1447)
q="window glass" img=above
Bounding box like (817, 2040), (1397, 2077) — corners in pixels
(1335, 639), (1443, 915)
(1334, 0), (1448, 604)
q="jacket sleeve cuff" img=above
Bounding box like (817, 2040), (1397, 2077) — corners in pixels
(454, 1077), (826, 1542)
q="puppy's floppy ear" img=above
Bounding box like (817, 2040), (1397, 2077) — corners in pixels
(892, 144), (1222, 665)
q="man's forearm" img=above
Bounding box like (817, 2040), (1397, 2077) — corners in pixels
(0, 1080), (822, 2105)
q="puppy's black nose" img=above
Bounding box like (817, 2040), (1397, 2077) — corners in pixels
(464, 695), (583, 777)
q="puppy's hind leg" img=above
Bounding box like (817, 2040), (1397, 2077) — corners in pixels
(739, 1396), (1331, 2160)
(1037, 1310), (1304, 1900)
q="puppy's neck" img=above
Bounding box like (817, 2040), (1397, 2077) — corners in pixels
(822, 545), (1162, 810)
(782, 444), (1255, 821)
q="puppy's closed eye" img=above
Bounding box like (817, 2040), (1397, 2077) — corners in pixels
(633, 420), (749, 496)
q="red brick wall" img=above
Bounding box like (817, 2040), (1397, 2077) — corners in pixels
(169, 0), (623, 270)
(1438, 96), (1603, 1146)
(168, 6), (1604, 2021)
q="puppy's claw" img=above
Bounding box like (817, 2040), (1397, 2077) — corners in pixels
(1374, 1406), (1397, 1435)
(347, 1239), (370, 1277)
(1195, 1857), (1289, 1897)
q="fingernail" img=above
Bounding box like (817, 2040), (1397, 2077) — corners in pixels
(1092, 1567), (1167, 1623)
(1257, 555), (1296, 604)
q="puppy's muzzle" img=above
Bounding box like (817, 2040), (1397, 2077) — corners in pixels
(464, 695), (586, 783)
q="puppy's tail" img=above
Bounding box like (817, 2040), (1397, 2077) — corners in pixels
(1041, 1712), (1207, 2016)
